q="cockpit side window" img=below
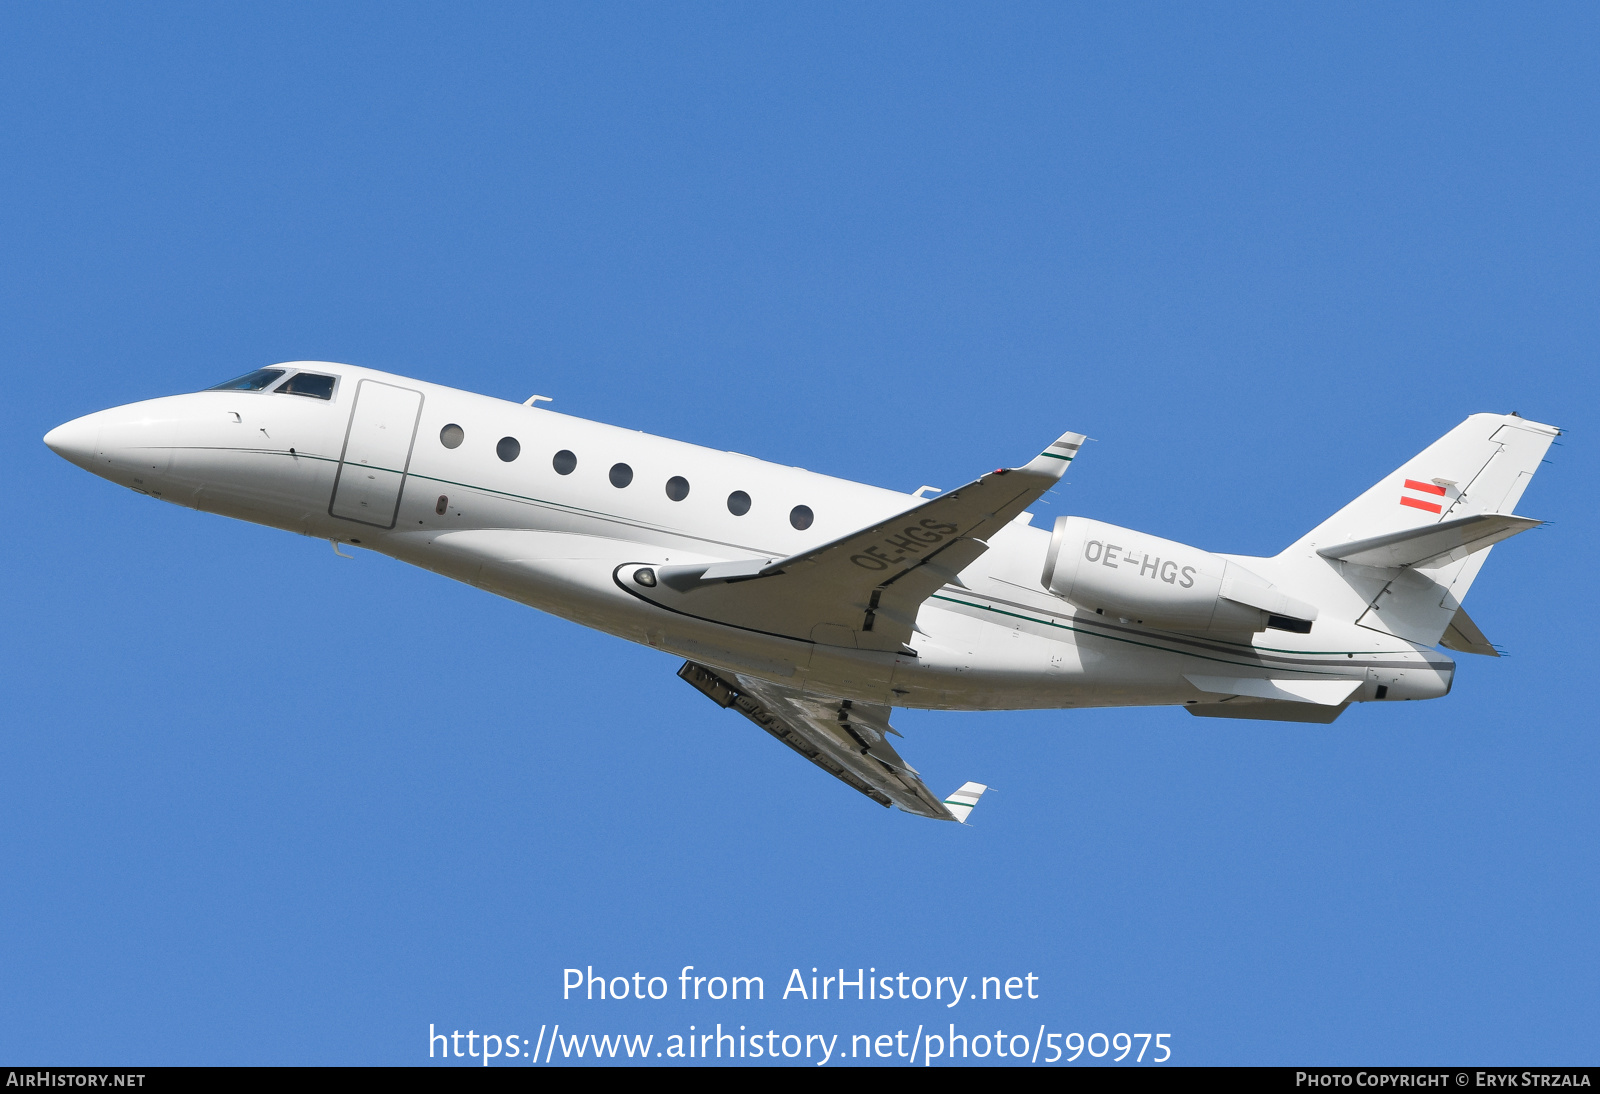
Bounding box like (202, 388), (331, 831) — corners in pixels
(208, 368), (286, 392)
(275, 372), (337, 400)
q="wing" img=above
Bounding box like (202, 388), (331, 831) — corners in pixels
(678, 661), (988, 822)
(626, 431), (1085, 652)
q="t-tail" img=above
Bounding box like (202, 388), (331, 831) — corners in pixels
(1273, 412), (1558, 653)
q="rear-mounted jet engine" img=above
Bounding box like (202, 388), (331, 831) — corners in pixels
(1040, 516), (1319, 634)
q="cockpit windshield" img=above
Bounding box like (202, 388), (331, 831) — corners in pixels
(277, 372), (336, 400)
(209, 368), (286, 392)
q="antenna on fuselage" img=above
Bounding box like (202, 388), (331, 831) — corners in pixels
(523, 394), (553, 406)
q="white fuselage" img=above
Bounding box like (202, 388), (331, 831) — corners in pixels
(45, 362), (1453, 712)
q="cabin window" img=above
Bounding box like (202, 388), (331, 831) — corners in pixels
(208, 368), (285, 392)
(665, 476), (689, 501)
(276, 372), (336, 400)
(609, 463), (633, 488)
(497, 436), (521, 462)
(789, 505), (814, 530)
(439, 424), (464, 449)
(727, 490), (751, 516)
(552, 450), (577, 475)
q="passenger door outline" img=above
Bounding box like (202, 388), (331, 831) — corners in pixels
(328, 379), (425, 529)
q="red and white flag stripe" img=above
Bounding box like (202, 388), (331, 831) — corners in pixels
(1400, 478), (1446, 514)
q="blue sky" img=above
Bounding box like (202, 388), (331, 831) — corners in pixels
(3, 2), (1596, 1066)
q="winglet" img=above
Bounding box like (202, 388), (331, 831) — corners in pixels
(1022, 431), (1087, 478)
(942, 781), (988, 823)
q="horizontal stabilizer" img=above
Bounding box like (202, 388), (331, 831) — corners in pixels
(1439, 606), (1499, 657)
(1317, 512), (1542, 569)
(942, 782), (988, 824)
(1187, 700), (1350, 724)
(1184, 673), (1361, 706)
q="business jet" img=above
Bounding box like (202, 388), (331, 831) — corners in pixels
(44, 363), (1555, 822)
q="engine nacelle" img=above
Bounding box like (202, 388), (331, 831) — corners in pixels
(1040, 516), (1319, 633)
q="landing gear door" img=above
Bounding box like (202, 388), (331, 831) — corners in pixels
(329, 379), (424, 529)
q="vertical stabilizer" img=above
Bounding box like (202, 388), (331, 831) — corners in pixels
(1276, 413), (1557, 646)
(1284, 413), (1557, 555)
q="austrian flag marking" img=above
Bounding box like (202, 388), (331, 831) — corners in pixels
(1400, 478), (1447, 514)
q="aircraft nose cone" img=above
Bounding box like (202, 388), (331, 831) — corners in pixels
(44, 414), (100, 470)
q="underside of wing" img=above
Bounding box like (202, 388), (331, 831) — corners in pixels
(678, 661), (986, 821)
(622, 431), (1085, 652)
